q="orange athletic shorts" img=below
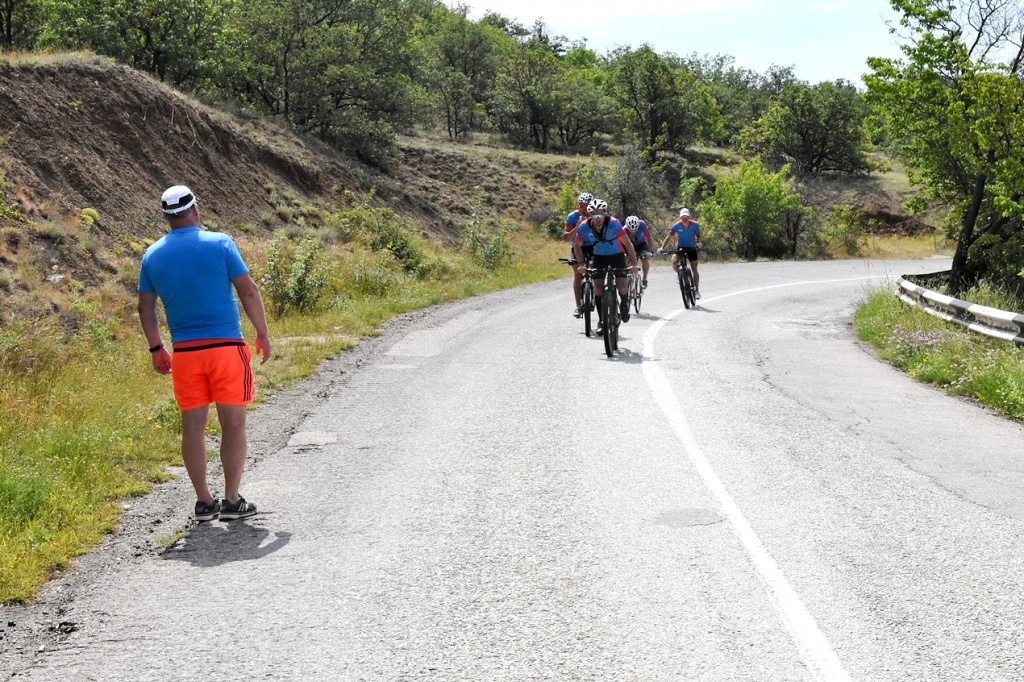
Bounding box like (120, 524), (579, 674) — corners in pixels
(170, 339), (254, 411)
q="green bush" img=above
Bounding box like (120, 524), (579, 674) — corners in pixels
(700, 159), (801, 260)
(80, 207), (101, 228)
(371, 223), (424, 274)
(820, 205), (867, 257)
(326, 202), (426, 273)
(462, 216), (511, 271)
(259, 232), (329, 317)
(351, 258), (398, 296)
(542, 183), (578, 238)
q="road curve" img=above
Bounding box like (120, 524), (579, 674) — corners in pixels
(6, 258), (1024, 681)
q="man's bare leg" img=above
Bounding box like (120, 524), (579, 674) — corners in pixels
(216, 403), (248, 504)
(181, 405), (214, 504)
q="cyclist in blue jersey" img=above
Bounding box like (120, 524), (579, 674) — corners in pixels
(659, 207), (703, 299)
(574, 198), (639, 328)
(624, 215), (654, 288)
(564, 191), (593, 317)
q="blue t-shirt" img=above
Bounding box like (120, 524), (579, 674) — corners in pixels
(670, 220), (701, 249)
(577, 218), (627, 256)
(565, 210), (583, 231)
(630, 220), (651, 245)
(138, 227), (249, 343)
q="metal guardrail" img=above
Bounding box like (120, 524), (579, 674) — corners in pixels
(895, 273), (1024, 344)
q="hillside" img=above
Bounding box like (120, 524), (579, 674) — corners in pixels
(0, 56), (936, 329)
(0, 55), (576, 323)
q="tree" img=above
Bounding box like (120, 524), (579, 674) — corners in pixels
(489, 39), (562, 149)
(555, 45), (619, 149)
(479, 10), (528, 41)
(229, 0), (428, 165)
(1, 0), (44, 49)
(604, 144), (663, 220)
(683, 55), (799, 144)
(700, 158), (803, 260)
(865, 0), (1024, 294)
(607, 45), (720, 159)
(418, 4), (504, 138)
(426, 62), (474, 140)
(741, 80), (869, 177)
(38, 0), (238, 91)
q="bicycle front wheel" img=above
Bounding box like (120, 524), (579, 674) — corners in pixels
(683, 267), (696, 307)
(611, 288), (619, 351)
(678, 268), (692, 309)
(582, 280), (593, 337)
(602, 289), (615, 357)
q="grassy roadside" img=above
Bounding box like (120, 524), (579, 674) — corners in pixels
(0, 210), (566, 603)
(854, 287), (1024, 422)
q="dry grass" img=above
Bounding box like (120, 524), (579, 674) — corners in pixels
(1, 51), (113, 67)
(861, 232), (955, 259)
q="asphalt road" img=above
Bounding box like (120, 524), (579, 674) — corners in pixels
(5, 257), (1024, 681)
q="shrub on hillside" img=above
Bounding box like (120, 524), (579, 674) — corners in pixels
(326, 202), (426, 274)
(462, 215), (511, 271)
(700, 159), (801, 260)
(260, 232), (328, 317)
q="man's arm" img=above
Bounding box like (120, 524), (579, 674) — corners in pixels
(573, 236), (588, 274)
(232, 273), (271, 364)
(659, 230), (673, 251)
(138, 292), (171, 375)
(563, 223), (579, 242)
(623, 236), (638, 269)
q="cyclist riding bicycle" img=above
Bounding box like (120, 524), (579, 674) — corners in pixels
(565, 191), (594, 318)
(624, 215), (654, 288)
(659, 207), (703, 299)
(573, 198), (639, 330)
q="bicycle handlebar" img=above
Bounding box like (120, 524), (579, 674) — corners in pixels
(585, 266), (633, 276)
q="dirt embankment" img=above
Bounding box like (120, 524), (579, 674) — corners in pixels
(1, 60), (344, 239)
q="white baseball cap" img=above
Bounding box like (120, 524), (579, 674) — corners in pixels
(161, 185), (197, 215)
(679, 208), (691, 218)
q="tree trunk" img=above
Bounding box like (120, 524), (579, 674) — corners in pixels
(949, 172), (987, 296)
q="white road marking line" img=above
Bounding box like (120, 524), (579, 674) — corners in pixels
(641, 277), (885, 682)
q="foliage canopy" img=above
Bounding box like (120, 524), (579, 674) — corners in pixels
(865, 0), (1024, 294)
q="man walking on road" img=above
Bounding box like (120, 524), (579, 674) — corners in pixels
(138, 185), (271, 522)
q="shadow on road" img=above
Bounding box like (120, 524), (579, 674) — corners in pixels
(162, 520), (291, 567)
(607, 347), (644, 364)
(674, 305), (718, 314)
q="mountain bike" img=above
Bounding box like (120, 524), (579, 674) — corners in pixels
(560, 257), (595, 337)
(628, 250), (652, 314)
(592, 266), (631, 357)
(679, 253), (696, 308)
(658, 248), (696, 308)
(626, 270), (643, 315)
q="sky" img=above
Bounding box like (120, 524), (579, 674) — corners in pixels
(453, 0), (907, 86)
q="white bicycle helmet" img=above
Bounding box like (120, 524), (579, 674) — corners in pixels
(679, 208), (691, 218)
(588, 198), (608, 214)
(625, 215), (640, 229)
(577, 192), (594, 205)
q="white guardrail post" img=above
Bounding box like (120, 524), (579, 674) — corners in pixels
(895, 274), (1024, 344)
